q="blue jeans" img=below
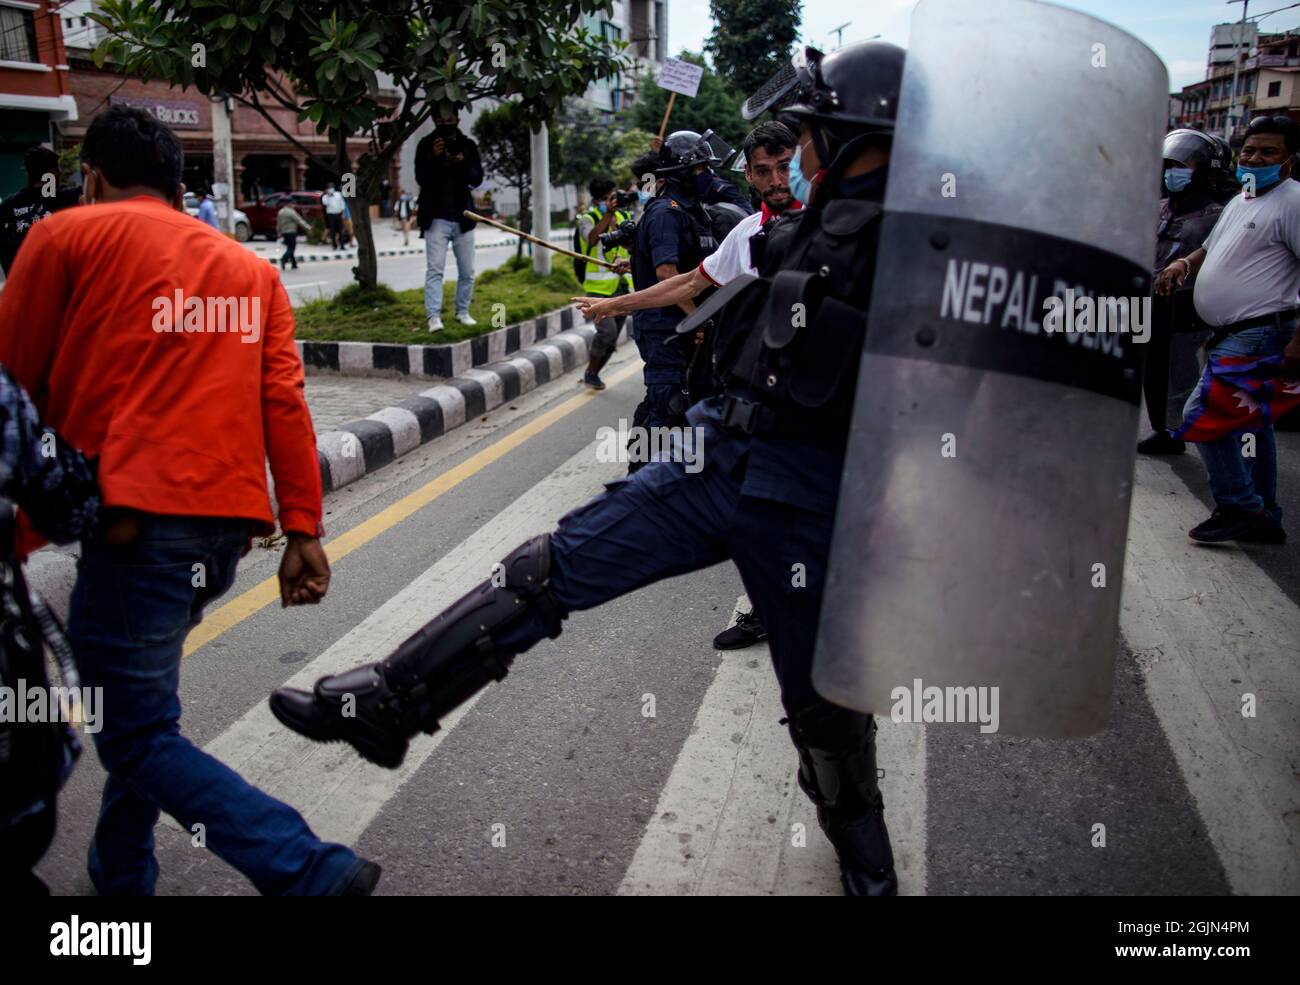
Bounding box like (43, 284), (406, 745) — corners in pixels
(67, 514), (360, 895)
(424, 218), (476, 319)
(1182, 322), (1289, 521)
(495, 446), (837, 711)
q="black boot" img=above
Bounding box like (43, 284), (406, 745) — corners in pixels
(787, 698), (898, 897)
(1136, 430), (1185, 455)
(270, 535), (563, 768)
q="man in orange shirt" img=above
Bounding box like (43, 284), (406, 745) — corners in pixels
(0, 107), (378, 895)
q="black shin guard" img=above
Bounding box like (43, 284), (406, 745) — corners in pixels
(298, 533), (563, 764)
(378, 534), (563, 731)
(787, 697), (898, 897)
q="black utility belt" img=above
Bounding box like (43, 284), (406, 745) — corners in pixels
(718, 394), (844, 450)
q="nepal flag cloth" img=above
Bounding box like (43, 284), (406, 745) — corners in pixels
(1171, 351), (1300, 443)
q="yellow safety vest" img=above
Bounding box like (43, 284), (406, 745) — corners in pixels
(579, 206), (632, 296)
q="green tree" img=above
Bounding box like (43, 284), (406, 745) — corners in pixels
(627, 51), (747, 151)
(553, 99), (623, 205)
(705, 0), (802, 97)
(91, 0), (630, 289)
(473, 102), (561, 260)
(611, 128), (656, 185)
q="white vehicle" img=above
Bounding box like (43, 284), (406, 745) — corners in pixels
(182, 192), (251, 242)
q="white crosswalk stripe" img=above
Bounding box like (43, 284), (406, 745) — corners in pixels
(1121, 457), (1300, 894)
(618, 595), (928, 895)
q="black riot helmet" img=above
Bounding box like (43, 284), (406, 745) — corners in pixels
(656, 129), (733, 174)
(743, 41), (904, 130)
(1162, 129), (1225, 173)
(743, 41), (905, 190)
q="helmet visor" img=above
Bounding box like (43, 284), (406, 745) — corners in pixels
(698, 129), (735, 165)
(1162, 130), (1216, 169)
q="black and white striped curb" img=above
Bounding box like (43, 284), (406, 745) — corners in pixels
(297, 304), (580, 379)
(314, 320), (626, 494)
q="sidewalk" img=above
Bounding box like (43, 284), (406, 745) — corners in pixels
(240, 221), (572, 264)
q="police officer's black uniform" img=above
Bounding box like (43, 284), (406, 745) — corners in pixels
(629, 142), (710, 438)
(628, 131), (756, 450)
(271, 41), (907, 897)
(1140, 129), (1229, 454)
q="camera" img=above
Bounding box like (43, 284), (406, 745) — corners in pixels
(614, 189), (638, 209)
(599, 219), (638, 251)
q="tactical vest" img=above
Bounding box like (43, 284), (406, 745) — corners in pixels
(694, 195), (885, 448)
(576, 207), (632, 296)
(631, 194), (709, 323)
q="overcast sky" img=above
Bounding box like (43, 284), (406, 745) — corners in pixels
(667, 0), (1300, 93)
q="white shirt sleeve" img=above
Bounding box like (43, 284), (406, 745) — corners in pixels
(701, 212), (761, 285)
(1278, 184), (1300, 259)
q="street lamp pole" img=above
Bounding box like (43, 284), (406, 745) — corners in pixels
(1226, 0), (1250, 142)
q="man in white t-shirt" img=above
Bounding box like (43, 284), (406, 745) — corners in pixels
(320, 183), (346, 250)
(1156, 115), (1300, 545)
(573, 121), (800, 651)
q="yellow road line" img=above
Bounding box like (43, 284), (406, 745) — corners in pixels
(183, 360), (642, 656)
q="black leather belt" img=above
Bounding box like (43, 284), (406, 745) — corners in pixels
(1218, 306), (1300, 334)
(1208, 306), (1300, 349)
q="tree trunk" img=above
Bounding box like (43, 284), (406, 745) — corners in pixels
(352, 154), (391, 292)
(333, 130), (381, 292)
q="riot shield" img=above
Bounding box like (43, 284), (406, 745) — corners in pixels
(812, 0), (1167, 736)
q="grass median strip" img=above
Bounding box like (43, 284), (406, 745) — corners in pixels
(293, 255), (582, 344)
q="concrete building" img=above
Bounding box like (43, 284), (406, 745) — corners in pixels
(1174, 23), (1300, 144)
(57, 0), (106, 50)
(0, 0), (77, 196)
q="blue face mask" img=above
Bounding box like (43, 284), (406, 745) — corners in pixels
(637, 190), (650, 205)
(1163, 167), (1193, 193)
(596, 202), (607, 215)
(789, 142), (815, 206)
(1237, 156), (1294, 193)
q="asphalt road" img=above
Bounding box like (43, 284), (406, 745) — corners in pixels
(34, 336), (1299, 895)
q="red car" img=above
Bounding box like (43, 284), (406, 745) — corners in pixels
(241, 191), (325, 240)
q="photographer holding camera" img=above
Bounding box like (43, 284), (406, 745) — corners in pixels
(575, 176), (635, 389)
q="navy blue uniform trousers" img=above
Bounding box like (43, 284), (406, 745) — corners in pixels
(495, 448), (835, 710)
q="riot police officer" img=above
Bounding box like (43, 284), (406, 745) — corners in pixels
(270, 40), (906, 897)
(1139, 129), (1229, 455)
(625, 131), (716, 457)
